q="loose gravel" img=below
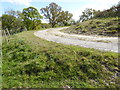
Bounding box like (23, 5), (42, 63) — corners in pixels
(34, 27), (118, 53)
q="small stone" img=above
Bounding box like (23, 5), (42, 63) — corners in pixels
(62, 85), (71, 88)
(106, 83), (109, 86)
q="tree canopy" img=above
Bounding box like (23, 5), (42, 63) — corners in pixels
(90, 2), (120, 19)
(79, 8), (99, 22)
(22, 6), (43, 30)
(2, 12), (25, 34)
(57, 11), (73, 26)
(40, 2), (73, 27)
(2, 14), (16, 30)
(78, 1), (119, 22)
(2, 2), (119, 35)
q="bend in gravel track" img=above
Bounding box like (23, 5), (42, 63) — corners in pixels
(34, 27), (118, 53)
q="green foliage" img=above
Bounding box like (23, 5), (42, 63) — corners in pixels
(40, 2), (73, 27)
(93, 2), (120, 18)
(57, 11), (73, 26)
(2, 31), (119, 88)
(22, 7), (43, 30)
(40, 2), (62, 27)
(79, 8), (100, 22)
(2, 7), (45, 35)
(41, 23), (52, 28)
(4, 9), (21, 17)
(78, 2), (119, 22)
(2, 10), (26, 35)
(2, 14), (16, 30)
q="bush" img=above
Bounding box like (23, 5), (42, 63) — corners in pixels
(75, 25), (82, 30)
(41, 23), (51, 28)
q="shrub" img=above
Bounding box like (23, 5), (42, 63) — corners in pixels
(95, 21), (101, 24)
(105, 30), (117, 34)
(75, 25), (82, 30)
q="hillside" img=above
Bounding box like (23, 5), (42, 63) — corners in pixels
(2, 29), (119, 88)
(63, 18), (119, 37)
(1, 1), (120, 89)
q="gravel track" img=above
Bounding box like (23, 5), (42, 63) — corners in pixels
(34, 27), (118, 53)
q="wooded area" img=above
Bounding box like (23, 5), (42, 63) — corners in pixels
(0, 2), (120, 35)
(1, 2), (74, 35)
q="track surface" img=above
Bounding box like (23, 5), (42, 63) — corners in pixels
(34, 27), (118, 53)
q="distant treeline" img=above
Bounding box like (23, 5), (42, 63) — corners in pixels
(1, 2), (119, 35)
(1, 2), (74, 35)
(94, 2), (120, 18)
(79, 1), (120, 22)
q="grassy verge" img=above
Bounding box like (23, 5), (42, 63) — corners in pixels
(2, 29), (119, 88)
(62, 17), (119, 37)
(0, 54), (1, 89)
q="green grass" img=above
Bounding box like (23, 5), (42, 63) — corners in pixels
(63, 17), (119, 37)
(0, 55), (1, 89)
(2, 29), (119, 88)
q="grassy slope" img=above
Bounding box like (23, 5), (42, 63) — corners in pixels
(63, 18), (119, 37)
(0, 21), (2, 89)
(2, 29), (119, 88)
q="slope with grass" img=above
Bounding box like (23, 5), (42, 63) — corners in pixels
(63, 18), (119, 37)
(2, 29), (119, 88)
(0, 22), (1, 89)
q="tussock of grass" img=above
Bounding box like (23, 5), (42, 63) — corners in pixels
(63, 18), (119, 37)
(2, 30), (119, 88)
